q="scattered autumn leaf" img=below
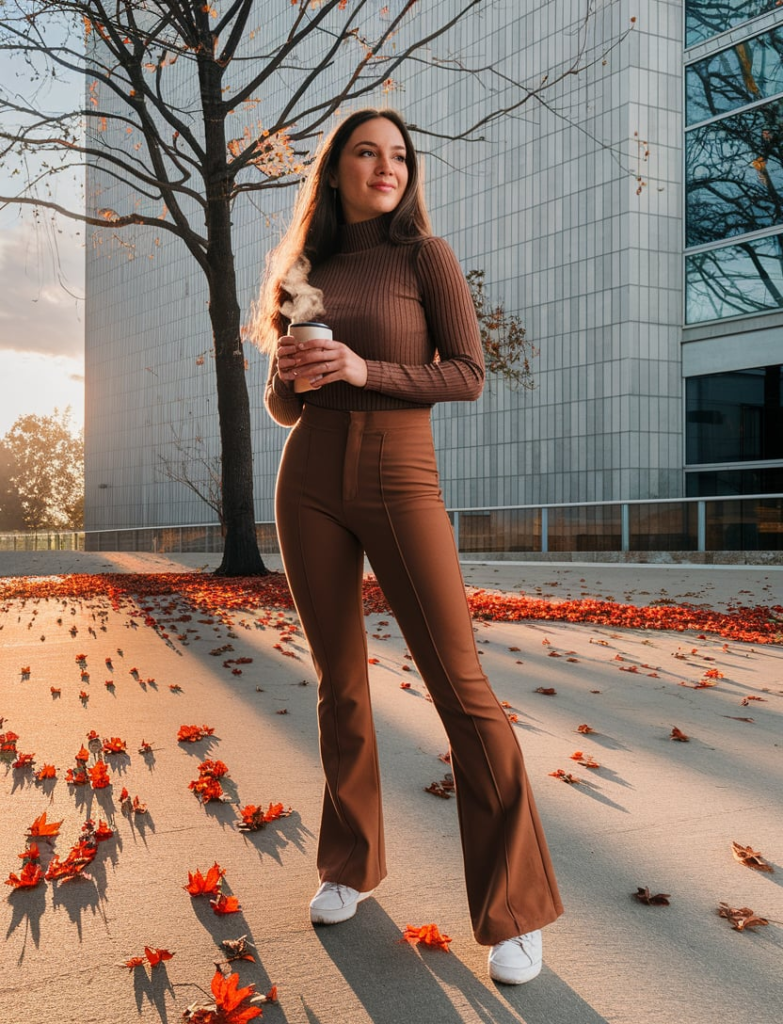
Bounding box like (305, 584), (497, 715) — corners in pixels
(633, 887), (670, 906)
(549, 769), (581, 784)
(403, 923), (452, 952)
(221, 935), (256, 963)
(717, 902), (769, 931)
(535, 687), (557, 695)
(185, 863), (225, 896)
(570, 751), (600, 768)
(238, 802), (292, 831)
(28, 811), (63, 839)
(5, 862), (45, 890)
(183, 969), (264, 1022)
(144, 946), (175, 967)
(211, 893), (241, 915)
(425, 775), (455, 799)
(731, 842), (774, 873)
(670, 727), (689, 742)
(178, 724), (215, 743)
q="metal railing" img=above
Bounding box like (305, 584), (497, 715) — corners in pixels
(447, 493), (783, 555)
(2, 493), (781, 559)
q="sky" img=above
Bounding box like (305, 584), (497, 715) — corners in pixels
(0, 32), (85, 438)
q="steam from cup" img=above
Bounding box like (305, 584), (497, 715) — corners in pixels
(280, 256), (325, 325)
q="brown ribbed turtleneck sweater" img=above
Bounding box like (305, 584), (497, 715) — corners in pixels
(264, 214), (484, 427)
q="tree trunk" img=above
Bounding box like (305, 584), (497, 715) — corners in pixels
(206, 200), (267, 578)
(199, 46), (266, 577)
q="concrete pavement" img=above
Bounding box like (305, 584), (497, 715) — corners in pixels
(1, 553), (781, 1024)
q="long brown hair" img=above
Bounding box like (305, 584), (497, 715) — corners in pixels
(252, 109), (431, 353)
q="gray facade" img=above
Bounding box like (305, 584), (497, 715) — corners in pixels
(84, 1), (783, 534)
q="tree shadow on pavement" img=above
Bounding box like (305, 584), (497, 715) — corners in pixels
(315, 900), (611, 1024)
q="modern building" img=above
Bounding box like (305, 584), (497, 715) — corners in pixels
(84, 1), (783, 553)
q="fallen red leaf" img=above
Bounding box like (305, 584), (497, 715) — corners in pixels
(670, 727), (689, 742)
(549, 769), (581, 784)
(178, 724), (215, 743)
(570, 751), (600, 768)
(88, 761), (112, 789)
(211, 893), (241, 915)
(121, 957), (146, 970)
(28, 811), (63, 839)
(144, 946), (175, 966)
(535, 687), (557, 695)
(5, 862), (45, 889)
(403, 923), (452, 952)
(185, 863), (225, 896)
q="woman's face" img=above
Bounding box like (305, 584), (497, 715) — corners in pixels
(329, 117), (410, 225)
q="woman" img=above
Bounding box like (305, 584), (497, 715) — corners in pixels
(255, 108), (563, 985)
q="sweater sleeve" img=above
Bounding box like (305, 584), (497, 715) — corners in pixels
(264, 349), (304, 427)
(362, 236), (485, 404)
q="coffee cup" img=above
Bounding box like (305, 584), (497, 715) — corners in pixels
(289, 321), (332, 393)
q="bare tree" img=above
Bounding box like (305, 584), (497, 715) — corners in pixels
(0, 0), (635, 574)
(157, 429), (224, 528)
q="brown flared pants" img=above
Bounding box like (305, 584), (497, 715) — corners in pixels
(275, 405), (563, 945)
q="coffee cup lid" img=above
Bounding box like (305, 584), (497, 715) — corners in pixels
(290, 321), (329, 328)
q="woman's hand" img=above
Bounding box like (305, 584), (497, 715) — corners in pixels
(276, 334), (368, 389)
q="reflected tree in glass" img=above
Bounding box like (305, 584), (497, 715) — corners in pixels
(686, 27), (783, 124)
(686, 0), (783, 48)
(686, 98), (783, 247)
(686, 232), (783, 321)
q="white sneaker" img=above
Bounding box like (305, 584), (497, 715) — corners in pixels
(309, 882), (374, 924)
(488, 929), (543, 984)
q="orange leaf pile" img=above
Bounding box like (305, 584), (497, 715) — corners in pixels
(189, 759), (228, 803)
(402, 923), (452, 952)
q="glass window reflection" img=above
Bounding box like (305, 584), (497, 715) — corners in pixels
(686, 1), (782, 48)
(686, 365), (783, 464)
(687, 28), (783, 124)
(686, 98), (783, 247)
(686, 231), (783, 322)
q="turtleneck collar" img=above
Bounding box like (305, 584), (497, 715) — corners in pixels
(338, 213), (393, 254)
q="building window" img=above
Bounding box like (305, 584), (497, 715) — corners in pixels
(686, 1), (782, 48)
(686, 27), (783, 124)
(686, 98), (783, 248)
(686, 230), (783, 322)
(686, 467), (783, 496)
(685, 10), (783, 324)
(686, 364), (783, 464)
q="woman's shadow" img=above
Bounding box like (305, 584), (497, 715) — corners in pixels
(314, 901), (610, 1024)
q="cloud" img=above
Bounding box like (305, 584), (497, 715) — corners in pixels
(0, 222), (84, 359)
